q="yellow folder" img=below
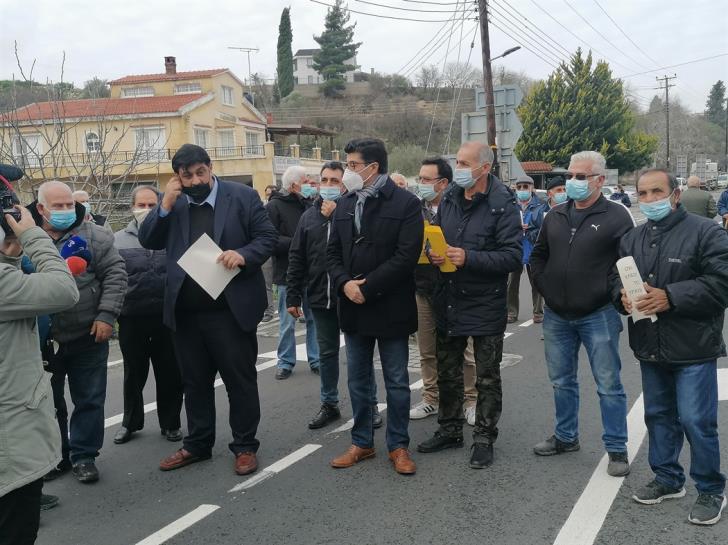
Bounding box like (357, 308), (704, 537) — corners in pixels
(424, 225), (457, 272)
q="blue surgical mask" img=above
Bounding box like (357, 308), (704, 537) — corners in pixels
(565, 179), (594, 202)
(453, 168), (476, 189)
(319, 187), (341, 201)
(516, 190), (531, 201)
(417, 184), (439, 202)
(639, 192), (674, 222)
(553, 192), (568, 204)
(48, 209), (77, 231)
(301, 184), (318, 199)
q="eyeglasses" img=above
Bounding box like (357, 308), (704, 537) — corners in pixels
(565, 173), (601, 181)
(417, 176), (443, 184)
(345, 161), (370, 170)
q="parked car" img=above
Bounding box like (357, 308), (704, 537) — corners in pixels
(716, 174), (728, 189)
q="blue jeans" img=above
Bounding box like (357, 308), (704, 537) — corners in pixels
(641, 360), (726, 495)
(50, 336), (109, 465)
(345, 333), (410, 452)
(276, 285), (320, 370)
(543, 305), (628, 452)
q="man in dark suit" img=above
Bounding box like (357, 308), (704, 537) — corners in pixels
(139, 144), (277, 476)
(327, 138), (423, 476)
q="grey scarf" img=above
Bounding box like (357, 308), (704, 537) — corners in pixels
(354, 174), (389, 233)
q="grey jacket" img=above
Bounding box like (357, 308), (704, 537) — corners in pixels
(28, 201), (128, 343)
(679, 187), (717, 219)
(0, 227), (79, 497)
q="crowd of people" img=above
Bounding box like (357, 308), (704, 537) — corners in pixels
(2, 138), (728, 544)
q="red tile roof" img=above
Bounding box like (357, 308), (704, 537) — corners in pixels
(6, 94), (206, 122)
(109, 69), (227, 85)
(521, 161), (552, 173)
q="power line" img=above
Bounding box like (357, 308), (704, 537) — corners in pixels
(401, 0), (462, 4)
(354, 0), (467, 13)
(402, 15), (474, 79)
(308, 0), (468, 22)
(488, 5), (566, 66)
(491, 0), (572, 59)
(620, 53), (728, 78)
(591, 0), (661, 67)
(488, 17), (559, 70)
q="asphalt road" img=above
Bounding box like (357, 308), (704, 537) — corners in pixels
(35, 270), (728, 545)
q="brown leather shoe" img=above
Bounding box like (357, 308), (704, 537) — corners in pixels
(330, 445), (376, 468)
(389, 448), (416, 475)
(159, 449), (210, 471)
(234, 451), (258, 475)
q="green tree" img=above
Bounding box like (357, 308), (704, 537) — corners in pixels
(705, 80), (726, 128)
(81, 77), (110, 99)
(313, 0), (361, 98)
(276, 7), (294, 99)
(515, 49), (657, 172)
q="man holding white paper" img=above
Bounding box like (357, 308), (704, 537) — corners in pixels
(139, 144), (277, 477)
(612, 168), (728, 525)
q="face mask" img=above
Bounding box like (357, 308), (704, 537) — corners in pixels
(453, 168), (477, 189)
(319, 187), (342, 201)
(47, 209), (77, 231)
(553, 192), (568, 205)
(417, 184), (439, 202)
(516, 190), (531, 201)
(639, 192), (674, 222)
(342, 169), (365, 193)
(181, 183), (211, 202)
(301, 184), (318, 199)
(565, 179), (594, 202)
(132, 207), (152, 224)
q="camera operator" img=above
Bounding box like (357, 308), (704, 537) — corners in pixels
(0, 204), (79, 545)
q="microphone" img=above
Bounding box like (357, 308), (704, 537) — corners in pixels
(0, 164), (24, 183)
(66, 255), (88, 276)
(60, 236), (91, 276)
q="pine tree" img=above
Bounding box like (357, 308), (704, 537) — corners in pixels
(705, 80), (726, 128)
(276, 8), (294, 99)
(313, 0), (361, 98)
(515, 49), (657, 172)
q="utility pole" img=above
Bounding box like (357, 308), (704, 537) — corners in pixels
(478, 0), (498, 176)
(655, 74), (677, 169)
(228, 46), (259, 90)
(724, 97), (727, 172)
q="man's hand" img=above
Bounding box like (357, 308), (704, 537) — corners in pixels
(620, 288), (633, 313)
(428, 251), (446, 266)
(344, 279), (366, 304)
(90, 321), (113, 343)
(321, 200), (337, 218)
(446, 246), (467, 267)
(287, 306), (302, 319)
(635, 283), (670, 315)
(217, 250), (245, 270)
(522, 223), (529, 231)
(162, 175), (183, 212)
(5, 205), (36, 237)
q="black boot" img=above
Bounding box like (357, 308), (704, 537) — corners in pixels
(469, 443), (494, 469)
(308, 404), (341, 429)
(417, 431), (464, 453)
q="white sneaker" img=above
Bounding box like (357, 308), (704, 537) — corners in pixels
(409, 401), (438, 420)
(465, 406), (476, 426)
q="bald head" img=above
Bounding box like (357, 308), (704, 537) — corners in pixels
(72, 190), (90, 203)
(38, 181), (73, 206)
(687, 176), (701, 188)
(457, 141), (493, 166)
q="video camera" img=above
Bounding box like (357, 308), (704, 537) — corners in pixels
(0, 164), (23, 235)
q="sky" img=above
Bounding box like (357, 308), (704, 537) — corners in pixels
(1, 0), (726, 113)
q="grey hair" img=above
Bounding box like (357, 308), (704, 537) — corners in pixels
(72, 190), (89, 200)
(569, 151), (607, 175)
(37, 180), (72, 206)
(637, 169), (679, 192)
(281, 166), (307, 190)
(460, 141), (494, 166)
(687, 175), (700, 188)
(130, 185), (160, 206)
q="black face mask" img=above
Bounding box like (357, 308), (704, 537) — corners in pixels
(182, 183), (212, 203)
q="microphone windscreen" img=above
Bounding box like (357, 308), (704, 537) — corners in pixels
(60, 236), (88, 259)
(66, 256), (88, 276)
(0, 164), (24, 182)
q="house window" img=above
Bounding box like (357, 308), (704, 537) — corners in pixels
(174, 82), (202, 94)
(307, 75), (313, 85)
(221, 85), (234, 106)
(217, 129), (235, 157)
(194, 128), (209, 148)
(245, 131), (260, 147)
(306, 58), (313, 67)
(12, 134), (42, 167)
(121, 86), (155, 98)
(85, 132), (101, 152)
(293, 59), (298, 71)
(134, 127), (166, 161)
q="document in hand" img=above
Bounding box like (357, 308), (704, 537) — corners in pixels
(424, 225), (456, 272)
(616, 256), (657, 323)
(177, 233), (240, 300)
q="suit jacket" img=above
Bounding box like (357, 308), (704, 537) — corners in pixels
(138, 179), (277, 332)
(327, 177), (423, 338)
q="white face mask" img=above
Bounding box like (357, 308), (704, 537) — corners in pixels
(342, 169), (365, 192)
(132, 207), (152, 224)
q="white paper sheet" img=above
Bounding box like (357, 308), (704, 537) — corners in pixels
(177, 233), (240, 300)
(616, 256), (657, 323)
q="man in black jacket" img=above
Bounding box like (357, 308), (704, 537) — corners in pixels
(614, 169), (728, 525)
(327, 138), (422, 475)
(268, 166), (320, 380)
(416, 141), (522, 469)
(530, 151), (635, 477)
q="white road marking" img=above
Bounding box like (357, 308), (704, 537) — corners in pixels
(328, 403), (389, 434)
(108, 359), (123, 368)
(229, 444), (322, 492)
(257, 335), (345, 361)
(552, 369), (728, 545)
(134, 504), (220, 545)
(519, 319), (534, 328)
(504, 332), (513, 339)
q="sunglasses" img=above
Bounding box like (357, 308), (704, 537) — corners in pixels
(565, 173), (601, 181)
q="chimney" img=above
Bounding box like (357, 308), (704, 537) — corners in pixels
(164, 56), (177, 75)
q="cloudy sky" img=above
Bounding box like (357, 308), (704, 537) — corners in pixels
(1, 0), (726, 112)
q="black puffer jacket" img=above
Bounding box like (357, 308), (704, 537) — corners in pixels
(266, 191), (312, 285)
(612, 205), (728, 365)
(114, 220), (166, 316)
(286, 200), (337, 311)
(433, 175), (523, 337)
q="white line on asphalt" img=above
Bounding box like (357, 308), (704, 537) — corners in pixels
(108, 359), (123, 368)
(504, 332), (513, 339)
(519, 319), (534, 328)
(328, 403), (389, 434)
(552, 369), (728, 545)
(229, 444), (322, 492)
(258, 335), (345, 361)
(134, 504), (220, 545)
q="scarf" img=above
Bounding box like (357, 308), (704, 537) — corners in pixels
(355, 174), (389, 233)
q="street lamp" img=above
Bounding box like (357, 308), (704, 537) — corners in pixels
(490, 46), (521, 63)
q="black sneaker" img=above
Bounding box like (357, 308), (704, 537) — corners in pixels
(310, 366), (320, 375)
(533, 435), (580, 456)
(469, 443), (494, 469)
(275, 368), (292, 380)
(373, 406), (383, 429)
(417, 431), (464, 453)
(632, 479), (686, 505)
(607, 451), (630, 477)
(164, 428), (183, 442)
(261, 312), (274, 323)
(40, 494), (59, 511)
(72, 462), (99, 484)
(308, 404), (341, 429)
(44, 459), (72, 481)
(688, 494), (727, 525)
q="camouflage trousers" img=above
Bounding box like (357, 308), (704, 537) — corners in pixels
(436, 332), (503, 444)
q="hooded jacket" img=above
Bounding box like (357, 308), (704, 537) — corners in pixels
(0, 227), (79, 497)
(266, 190), (312, 285)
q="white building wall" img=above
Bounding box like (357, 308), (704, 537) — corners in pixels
(293, 55), (357, 85)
